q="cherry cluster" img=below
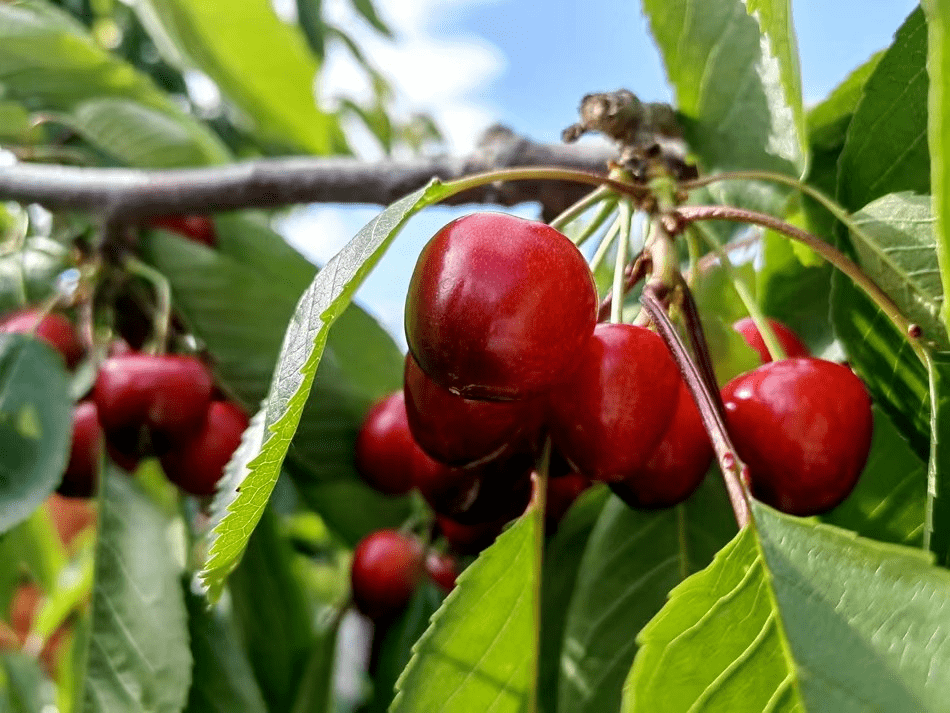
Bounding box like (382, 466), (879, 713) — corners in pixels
(349, 212), (877, 618)
(1, 307), (247, 499)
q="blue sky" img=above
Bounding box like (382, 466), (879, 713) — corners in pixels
(281, 0), (919, 347)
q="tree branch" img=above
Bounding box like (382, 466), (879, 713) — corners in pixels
(0, 127), (615, 220)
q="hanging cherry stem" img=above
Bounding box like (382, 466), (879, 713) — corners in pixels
(673, 205), (929, 365)
(597, 252), (649, 322)
(675, 276), (727, 417)
(640, 285), (751, 529)
(122, 255), (172, 355)
(609, 201), (633, 323)
(549, 184), (613, 232)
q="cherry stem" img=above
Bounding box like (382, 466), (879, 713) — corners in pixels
(572, 197), (618, 248)
(689, 221), (787, 361)
(640, 285), (751, 529)
(676, 276), (727, 418)
(441, 167), (649, 203)
(610, 201), (633, 323)
(588, 215), (622, 273)
(674, 205), (929, 366)
(549, 185), (613, 232)
(122, 256), (171, 355)
(597, 252), (649, 322)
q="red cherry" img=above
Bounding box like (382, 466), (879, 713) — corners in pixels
(354, 391), (417, 495)
(94, 354), (213, 440)
(404, 353), (543, 466)
(436, 515), (506, 555)
(611, 383), (712, 509)
(57, 401), (103, 498)
(0, 309), (83, 368)
(350, 529), (423, 620)
(425, 551), (458, 592)
(150, 215), (217, 247)
(733, 317), (810, 363)
(44, 494), (96, 551)
(545, 472), (591, 530)
(547, 323), (681, 483)
(721, 358), (873, 515)
(405, 213), (597, 400)
(160, 401), (248, 496)
(413, 448), (533, 525)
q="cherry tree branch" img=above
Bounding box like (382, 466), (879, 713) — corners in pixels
(0, 128), (616, 221)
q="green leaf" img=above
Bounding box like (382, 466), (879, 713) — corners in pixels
(1, 653), (55, 713)
(0, 335), (71, 535)
(295, 0), (326, 60)
(80, 471), (191, 713)
(229, 505), (314, 713)
(182, 583), (268, 713)
(0, 237), (71, 314)
(557, 478), (737, 713)
(926, 0), (950, 337)
(289, 612), (342, 713)
(624, 502), (950, 713)
(140, 0), (347, 154)
(367, 583), (443, 713)
(642, 0), (806, 174)
(198, 181), (450, 602)
(69, 97), (227, 167)
(822, 405), (926, 546)
(0, 0), (226, 159)
(537, 486), (609, 713)
(848, 193), (946, 348)
(349, 0), (392, 38)
(924, 352), (950, 566)
(837, 8), (929, 213)
(390, 509), (540, 713)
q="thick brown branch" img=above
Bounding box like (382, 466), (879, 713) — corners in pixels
(0, 127), (615, 220)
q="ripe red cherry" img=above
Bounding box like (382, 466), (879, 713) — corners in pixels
(150, 215), (217, 247)
(733, 317), (810, 363)
(611, 383), (712, 509)
(57, 401), (103, 498)
(545, 472), (591, 530)
(405, 212), (597, 400)
(354, 391), (417, 495)
(721, 358), (873, 515)
(404, 354), (542, 466)
(94, 353), (213, 439)
(0, 309), (83, 368)
(412, 448), (533, 525)
(425, 551), (458, 592)
(160, 401), (248, 496)
(547, 323), (681, 483)
(436, 515), (506, 555)
(350, 529), (423, 620)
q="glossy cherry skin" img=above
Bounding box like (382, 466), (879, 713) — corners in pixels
(547, 323), (681, 483)
(413, 448), (533, 525)
(354, 391), (418, 495)
(160, 401), (248, 496)
(350, 530), (424, 620)
(0, 309), (83, 368)
(404, 353), (543, 466)
(733, 317), (810, 364)
(405, 213), (598, 401)
(721, 358), (873, 515)
(436, 515), (507, 555)
(150, 215), (216, 247)
(94, 354), (213, 440)
(425, 551), (458, 592)
(611, 383), (712, 509)
(57, 401), (103, 498)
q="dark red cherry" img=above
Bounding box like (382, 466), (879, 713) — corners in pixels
(150, 215), (217, 247)
(721, 358), (873, 515)
(545, 472), (591, 531)
(425, 551), (458, 592)
(57, 402), (103, 498)
(354, 391), (417, 495)
(1, 309), (83, 368)
(733, 317), (810, 363)
(413, 448), (533, 525)
(160, 401), (248, 496)
(350, 529), (423, 620)
(436, 515), (506, 556)
(611, 383), (712, 509)
(547, 323), (681, 483)
(94, 354), (213, 439)
(404, 353), (543, 466)
(405, 212), (597, 400)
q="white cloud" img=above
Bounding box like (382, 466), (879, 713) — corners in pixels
(318, 0), (506, 153)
